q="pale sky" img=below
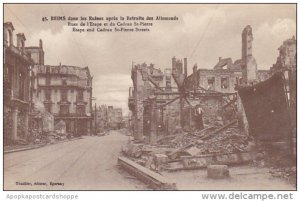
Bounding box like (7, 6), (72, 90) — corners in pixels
(4, 4), (296, 115)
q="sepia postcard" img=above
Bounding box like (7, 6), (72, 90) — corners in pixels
(2, 3), (297, 192)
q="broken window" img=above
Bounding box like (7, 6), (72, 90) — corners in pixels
(221, 77), (229, 89)
(62, 78), (67, 85)
(18, 72), (25, 100)
(4, 64), (10, 83)
(44, 103), (52, 113)
(45, 89), (51, 101)
(46, 66), (50, 74)
(61, 89), (68, 102)
(76, 105), (85, 115)
(166, 76), (171, 91)
(46, 77), (51, 85)
(207, 77), (215, 90)
(77, 90), (84, 101)
(60, 105), (69, 116)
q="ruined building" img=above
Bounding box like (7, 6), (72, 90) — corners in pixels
(25, 39), (44, 65)
(31, 62), (93, 136)
(106, 106), (123, 130)
(3, 22), (32, 144)
(128, 25), (272, 143)
(241, 25), (258, 84)
(186, 25), (270, 94)
(114, 108), (123, 129)
(95, 105), (108, 133)
(4, 22), (94, 139)
(270, 36), (296, 156)
(270, 36), (296, 73)
(129, 62), (179, 141)
(269, 36), (296, 109)
(94, 105), (123, 132)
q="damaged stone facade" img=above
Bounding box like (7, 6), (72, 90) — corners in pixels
(31, 64), (93, 136)
(270, 36), (296, 156)
(4, 22), (31, 144)
(129, 62), (180, 141)
(93, 105), (123, 133)
(185, 25), (270, 95)
(106, 106), (123, 130)
(128, 25), (274, 144)
(270, 36), (296, 73)
(25, 39), (44, 65)
(241, 25), (258, 84)
(95, 105), (108, 133)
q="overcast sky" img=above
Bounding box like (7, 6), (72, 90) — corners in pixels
(4, 4), (296, 115)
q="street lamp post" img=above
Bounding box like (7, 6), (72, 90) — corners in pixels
(91, 97), (97, 135)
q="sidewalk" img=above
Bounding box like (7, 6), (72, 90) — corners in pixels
(4, 136), (83, 154)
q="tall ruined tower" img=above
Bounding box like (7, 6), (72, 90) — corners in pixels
(241, 25), (257, 84)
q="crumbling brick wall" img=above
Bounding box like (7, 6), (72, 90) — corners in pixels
(188, 97), (223, 127)
(164, 99), (181, 133)
(131, 63), (162, 140)
(17, 109), (28, 139)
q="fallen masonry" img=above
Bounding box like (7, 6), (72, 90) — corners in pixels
(118, 156), (176, 190)
(207, 165), (230, 179)
(120, 26), (296, 189)
(120, 121), (254, 172)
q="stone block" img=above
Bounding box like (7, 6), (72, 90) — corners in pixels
(216, 116), (223, 121)
(215, 154), (229, 164)
(207, 165), (229, 179)
(153, 153), (168, 165)
(240, 152), (252, 163)
(182, 157), (207, 169)
(185, 146), (201, 156)
(145, 156), (154, 169)
(227, 153), (239, 164)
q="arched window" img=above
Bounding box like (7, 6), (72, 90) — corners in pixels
(21, 40), (25, 48)
(6, 29), (13, 46)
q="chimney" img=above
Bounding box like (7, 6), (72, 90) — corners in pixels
(172, 56), (176, 69)
(179, 59), (183, 74)
(184, 58), (187, 78)
(193, 64), (198, 73)
(193, 64), (198, 91)
(4, 22), (15, 47)
(16, 33), (26, 49)
(39, 39), (43, 49)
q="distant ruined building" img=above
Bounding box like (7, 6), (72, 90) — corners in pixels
(270, 36), (296, 73)
(185, 25), (269, 95)
(30, 64), (93, 136)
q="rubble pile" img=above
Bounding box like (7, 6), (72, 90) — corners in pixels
(122, 123), (252, 172)
(158, 127), (248, 155)
(269, 166), (296, 184)
(195, 129), (248, 154)
(31, 129), (69, 144)
(31, 129), (43, 144)
(119, 128), (131, 136)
